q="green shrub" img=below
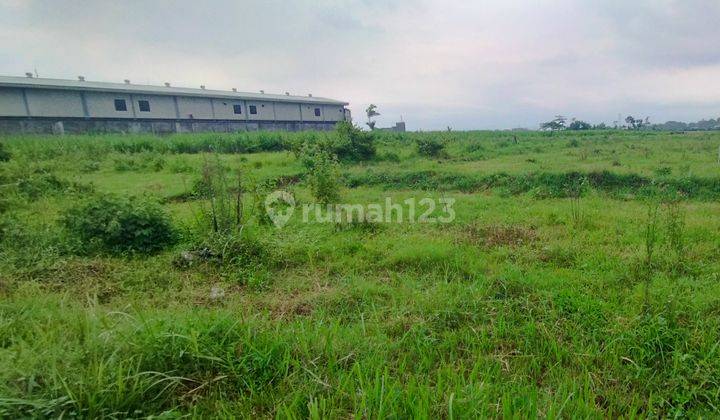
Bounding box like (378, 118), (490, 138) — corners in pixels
(0, 215), (70, 270)
(167, 133), (289, 154)
(416, 138), (446, 158)
(17, 174), (66, 198)
(299, 143), (341, 204)
(379, 151), (401, 162)
(0, 214), (9, 243)
(193, 158), (244, 233)
(62, 194), (176, 254)
(112, 156), (138, 172)
(168, 157), (194, 173)
(0, 142), (10, 162)
(147, 155), (165, 172)
(345, 170), (720, 201)
(80, 161), (101, 173)
(654, 166), (672, 177)
(111, 140), (156, 154)
(332, 121), (376, 162)
(177, 229), (270, 271)
(464, 142), (485, 153)
(15, 174), (93, 200)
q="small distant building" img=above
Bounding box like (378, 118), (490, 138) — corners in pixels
(0, 74), (350, 134)
(378, 121), (406, 132)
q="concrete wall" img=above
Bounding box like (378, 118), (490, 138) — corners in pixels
(323, 104), (345, 122)
(0, 87), (27, 116)
(130, 94), (177, 119)
(0, 118), (338, 134)
(85, 91), (134, 118)
(0, 87), (347, 130)
(274, 102), (301, 121)
(26, 89), (85, 117)
(211, 98), (245, 120)
(177, 96), (214, 119)
(245, 100), (275, 121)
(300, 103), (324, 122)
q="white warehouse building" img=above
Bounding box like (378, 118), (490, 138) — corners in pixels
(0, 75), (351, 134)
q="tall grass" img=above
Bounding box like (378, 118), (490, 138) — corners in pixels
(346, 170), (720, 201)
(2, 130), (720, 417)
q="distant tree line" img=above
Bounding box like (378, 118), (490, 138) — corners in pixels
(650, 118), (720, 131)
(540, 115), (720, 132)
(540, 115), (608, 131)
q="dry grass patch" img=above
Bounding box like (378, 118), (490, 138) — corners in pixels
(461, 223), (538, 248)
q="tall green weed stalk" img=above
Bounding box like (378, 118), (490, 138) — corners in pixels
(642, 201), (661, 310)
(664, 200), (687, 274)
(196, 156), (244, 233)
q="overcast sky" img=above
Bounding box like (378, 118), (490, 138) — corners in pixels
(1, 0), (719, 130)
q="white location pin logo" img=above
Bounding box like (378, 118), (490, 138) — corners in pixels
(264, 190), (295, 228)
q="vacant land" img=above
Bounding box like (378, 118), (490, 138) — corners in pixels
(1, 129), (719, 417)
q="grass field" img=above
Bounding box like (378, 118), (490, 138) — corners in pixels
(1, 129), (719, 417)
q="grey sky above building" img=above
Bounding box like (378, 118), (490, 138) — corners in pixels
(1, 0), (719, 130)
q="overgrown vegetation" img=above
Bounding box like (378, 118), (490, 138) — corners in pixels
(299, 142), (341, 204)
(0, 141), (10, 162)
(193, 157), (245, 233)
(345, 169), (720, 200)
(62, 194), (176, 254)
(415, 137), (446, 157)
(1, 129), (720, 417)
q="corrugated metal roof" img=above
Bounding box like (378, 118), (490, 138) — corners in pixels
(0, 75), (348, 105)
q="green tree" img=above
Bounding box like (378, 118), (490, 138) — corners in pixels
(366, 104), (380, 130)
(541, 115), (567, 131)
(568, 120), (592, 130)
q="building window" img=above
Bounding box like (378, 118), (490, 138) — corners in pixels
(114, 99), (127, 112)
(314, 108), (321, 117)
(249, 105), (257, 115)
(138, 100), (151, 112)
(233, 104), (242, 114)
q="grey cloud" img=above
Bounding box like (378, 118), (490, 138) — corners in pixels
(1, 0), (719, 130)
(590, 0), (720, 68)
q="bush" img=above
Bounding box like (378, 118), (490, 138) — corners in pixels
(80, 161), (101, 173)
(63, 194), (176, 254)
(15, 174), (93, 200)
(168, 158), (194, 173)
(299, 143), (341, 204)
(112, 156), (138, 172)
(416, 138), (446, 158)
(379, 151), (401, 162)
(332, 121), (376, 162)
(166, 133), (290, 154)
(0, 142), (10, 162)
(568, 120), (592, 130)
(175, 229), (270, 272)
(0, 216), (68, 271)
(0, 214), (9, 243)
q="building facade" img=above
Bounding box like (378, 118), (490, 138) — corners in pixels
(0, 75), (350, 134)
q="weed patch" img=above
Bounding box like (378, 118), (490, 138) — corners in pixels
(462, 223), (537, 248)
(0, 142), (11, 162)
(346, 170), (720, 201)
(416, 138), (446, 158)
(62, 194), (176, 254)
